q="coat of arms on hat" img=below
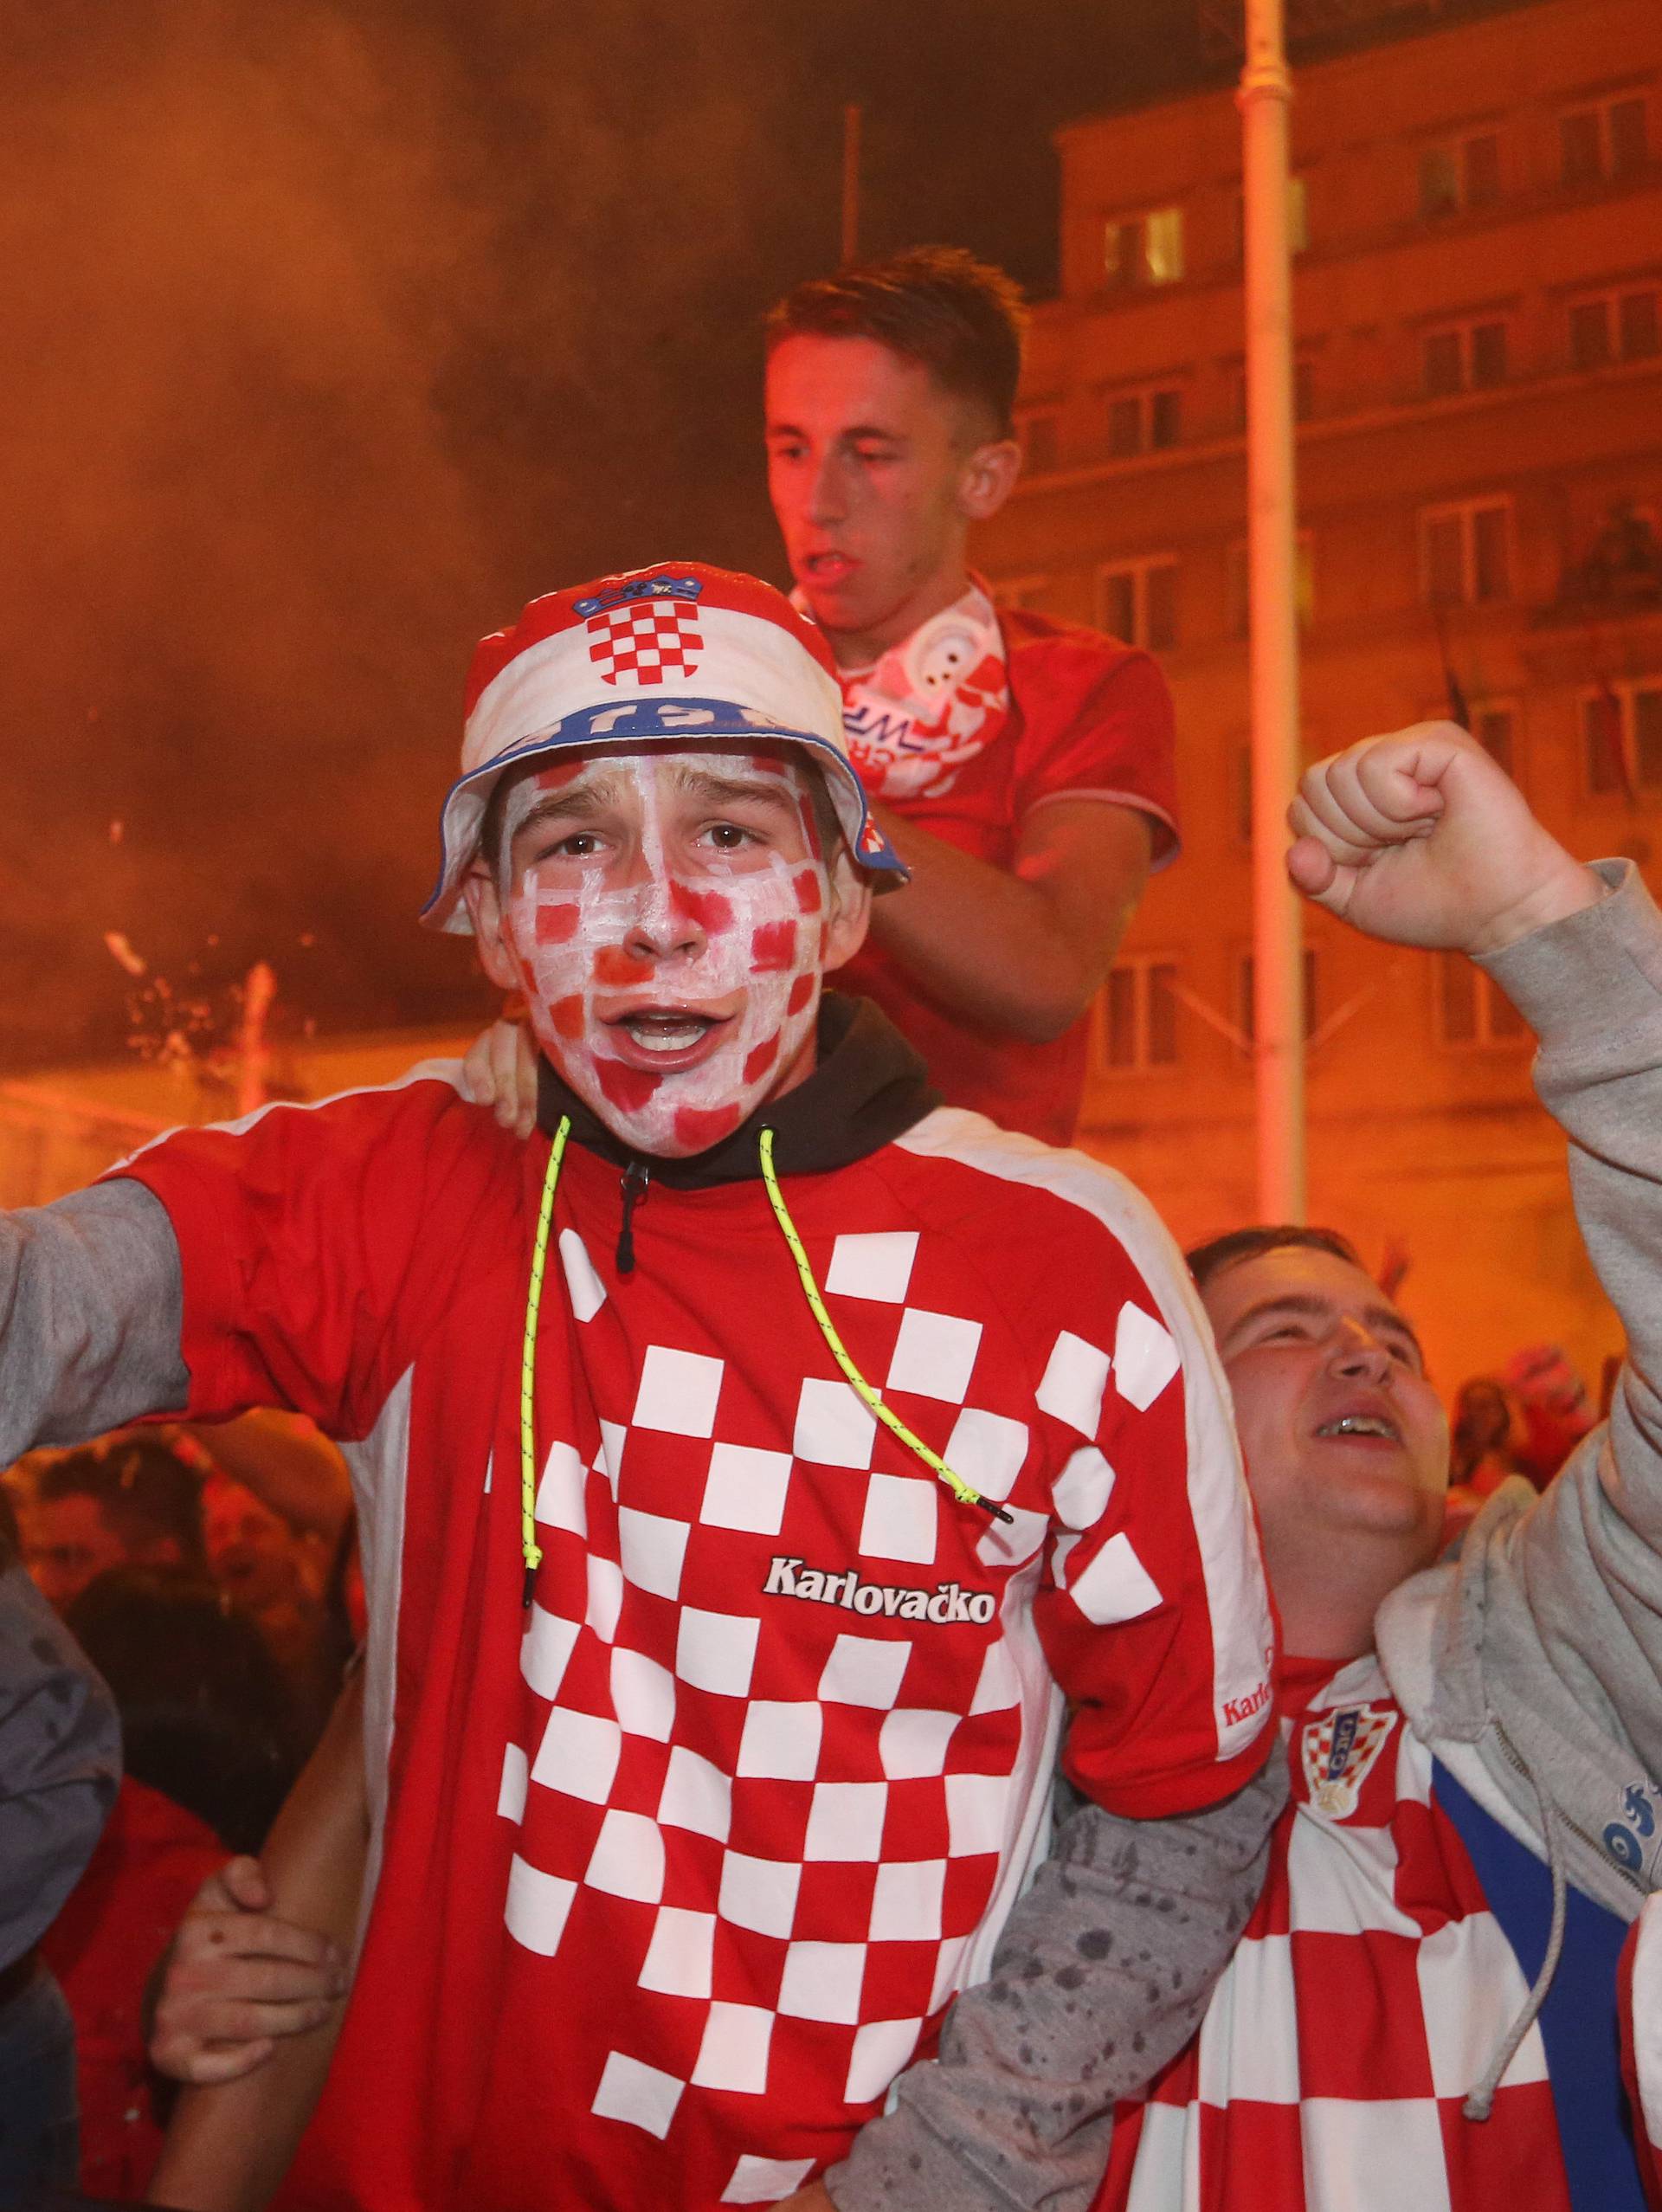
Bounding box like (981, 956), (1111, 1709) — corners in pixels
(1301, 1703), (1397, 1821)
(586, 597), (704, 687)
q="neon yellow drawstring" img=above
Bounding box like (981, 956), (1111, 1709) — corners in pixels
(519, 1115), (570, 1605)
(758, 1125), (1011, 1525)
(519, 1112), (1006, 1609)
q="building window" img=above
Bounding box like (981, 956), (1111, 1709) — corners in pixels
(1238, 950), (1319, 1047)
(1419, 131), (1501, 219)
(1472, 702), (1517, 778)
(992, 574), (1051, 614)
(1016, 411), (1060, 474)
(1420, 498), (1511, 605)
(1562, 94), (1649, 186)
(1422, 319), (1508, 397)
(1105, 207), (1185, 288)
(1105, 385), (1183, 457)
(1226, 533), (1317, 640)
(1098, 558), (1178, 650)
(1569, 286), (1661, 370)
(1439, 956), (1529, 1046)
(1581, 680), (1662, 796)
(1098, 958), (1180, 1072)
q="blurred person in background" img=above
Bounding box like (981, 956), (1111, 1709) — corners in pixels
(0, 1489), (120, 2208)
(1444, 1373), (1530, 1540)
(40, 1567), (300, 2203)
(1503, 1341), (1597, 1489)
(195, 1444), (347, 1744)
(174, 1409), (356, 1738)
(173, 1410), (353, 1557)
(14, 1434), (203, 1614)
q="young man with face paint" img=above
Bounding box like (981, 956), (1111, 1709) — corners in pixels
(469, 251), (1179, 1151)
(0, 564), (1274, 2212)
(471, 745), (858, 1160)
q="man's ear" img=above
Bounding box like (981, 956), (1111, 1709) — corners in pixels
(956, 435), (1022, 525)
(820, 845), (874, 974)
(462, 864), (523, 993)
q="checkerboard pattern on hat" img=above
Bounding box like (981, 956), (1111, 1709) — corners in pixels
(589, 599), (705, 687)
(423, 561), (907, 932)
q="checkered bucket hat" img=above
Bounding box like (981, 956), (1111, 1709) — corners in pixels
(422, 561), (906, 933)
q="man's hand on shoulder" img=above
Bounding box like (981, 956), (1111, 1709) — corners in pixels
(149, 1854), (348, 2085)
(1287, 722), (1603, 956)
(461, 1015), (539, 1139)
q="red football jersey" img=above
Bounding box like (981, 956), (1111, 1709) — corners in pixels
(120, 1069), (1267, 2210)
(838, 608), (1180, 1147)
(1098, 1655), (1575, 2212)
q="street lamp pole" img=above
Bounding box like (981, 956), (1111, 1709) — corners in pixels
(1238, 0), (1306, 1221)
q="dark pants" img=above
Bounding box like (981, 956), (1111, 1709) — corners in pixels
(0, 1958), (77, 2211)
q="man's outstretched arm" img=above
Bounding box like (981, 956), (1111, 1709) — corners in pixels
(1285, 726), (1662, 1706)
(861, 798), (1152, 1044)
(0, 1180), (188, 1462)
(811, 1759), (1285, 2212)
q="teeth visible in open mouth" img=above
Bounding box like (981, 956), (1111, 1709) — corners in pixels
(1317, 1416), (1397, 1440)
(624, 1018), (711, 1054)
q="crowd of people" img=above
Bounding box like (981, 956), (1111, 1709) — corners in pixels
(2, 245), (1654, 2212)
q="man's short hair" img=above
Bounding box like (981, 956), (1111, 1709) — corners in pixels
(1186, 1224), (1364, 1293)
(765, 246), (1027, 437)
(36, 1436), (206, 1570)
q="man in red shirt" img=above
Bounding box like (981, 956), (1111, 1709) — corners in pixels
(764, 247), (1177, 1145)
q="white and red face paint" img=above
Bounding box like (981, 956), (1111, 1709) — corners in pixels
(494, 748), (833, 1158)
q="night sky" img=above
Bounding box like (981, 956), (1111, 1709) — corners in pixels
(0, 0), (1523, 1070)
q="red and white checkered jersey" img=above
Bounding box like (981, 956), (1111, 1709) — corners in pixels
(1098, 1654), (1575, 2212)
(118, 1073), (1270, 2211)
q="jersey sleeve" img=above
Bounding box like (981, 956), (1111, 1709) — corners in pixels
(1021, 1174), (1275, 1819)
(106, 1069), (508, 1443)
(1009, 636), (1180, 866)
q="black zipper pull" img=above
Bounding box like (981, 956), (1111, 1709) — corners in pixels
(616, 1161), (650, 1276)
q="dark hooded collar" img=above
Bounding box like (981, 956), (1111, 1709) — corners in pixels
(533, 991), (939, 1188)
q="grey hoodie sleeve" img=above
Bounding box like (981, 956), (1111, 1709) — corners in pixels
(826, 1755), (1286, 2212)
(1464, 861), (1662, 1797)
(0, 1179), (189, 1464)
(0, 1560), (120, 1964)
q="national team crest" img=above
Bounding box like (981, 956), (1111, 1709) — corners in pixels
(586, 599), (703, 687)
(1301, 1703), (1397, 1819)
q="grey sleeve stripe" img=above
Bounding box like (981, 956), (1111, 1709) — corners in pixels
(0, 1179), (190, 1463)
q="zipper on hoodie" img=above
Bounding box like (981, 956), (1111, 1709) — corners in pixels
(1493, 1719), (1646, 1896)
(616, 1161), (651, 1276)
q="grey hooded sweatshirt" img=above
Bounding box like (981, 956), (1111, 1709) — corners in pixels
(828, 856), (1662, 2209)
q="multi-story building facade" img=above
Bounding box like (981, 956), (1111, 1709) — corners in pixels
(976, 0), (1662, 1387)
